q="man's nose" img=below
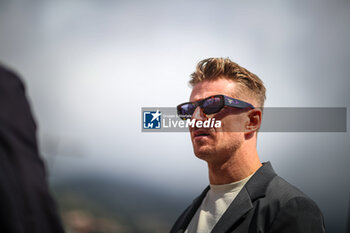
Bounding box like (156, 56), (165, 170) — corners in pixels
(192, 106), (207, 120)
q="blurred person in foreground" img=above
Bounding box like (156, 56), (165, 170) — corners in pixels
(170, 58), (325, 233)
(0, 64), (65, 233)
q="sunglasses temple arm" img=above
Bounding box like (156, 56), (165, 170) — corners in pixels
(225, 97), (255, 109)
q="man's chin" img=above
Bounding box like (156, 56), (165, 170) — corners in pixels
(193, 146), (215, 161)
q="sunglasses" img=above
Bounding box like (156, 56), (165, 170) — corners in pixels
(177, 94), (254, 120)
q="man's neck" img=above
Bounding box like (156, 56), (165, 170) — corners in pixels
(207, 149), (262, 185)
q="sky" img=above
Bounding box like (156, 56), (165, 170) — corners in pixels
(0, 0), (349, 232)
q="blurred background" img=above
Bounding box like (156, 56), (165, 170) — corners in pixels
(0, 0), (349, 232)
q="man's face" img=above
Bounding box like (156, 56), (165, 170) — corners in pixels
(189, 78), (252, 164)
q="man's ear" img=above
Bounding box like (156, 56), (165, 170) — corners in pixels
(245, 109), (262, 132)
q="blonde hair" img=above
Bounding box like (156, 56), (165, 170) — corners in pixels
(190, 57), (266, 107)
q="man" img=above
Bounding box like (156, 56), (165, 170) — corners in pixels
(0, 64), (65, 233)
(170, 58), (325, 233)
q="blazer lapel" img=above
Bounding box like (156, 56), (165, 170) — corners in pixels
(171, 186), (210, 233)
(211, 187), (253, 233)
(171, 162), (277, 233)
(211, 162), (277, 233)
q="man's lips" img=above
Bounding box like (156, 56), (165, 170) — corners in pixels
(192, 130), (212, 139)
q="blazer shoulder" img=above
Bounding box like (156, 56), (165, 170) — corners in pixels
(267, 182), (325, 232)
(264, 175), (323, 221)
(266, 176), (310, 204)
(253, 175), (325, 232)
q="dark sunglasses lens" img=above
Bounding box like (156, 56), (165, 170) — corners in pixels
(178, 103), (195, 119)
(202, 96), (223, 114)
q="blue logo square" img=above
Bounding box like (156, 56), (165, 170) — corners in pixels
(143, 110), (162, 129)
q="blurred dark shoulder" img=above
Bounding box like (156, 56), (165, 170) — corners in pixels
(0, 63), (37, 133)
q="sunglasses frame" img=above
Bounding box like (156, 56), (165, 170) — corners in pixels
(177, 94), (255, 120)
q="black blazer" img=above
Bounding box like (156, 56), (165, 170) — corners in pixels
(0, 65), (65, 233)
(170, 162), (325, 233)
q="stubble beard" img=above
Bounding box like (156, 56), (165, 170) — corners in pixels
(193, 137), (243, 164)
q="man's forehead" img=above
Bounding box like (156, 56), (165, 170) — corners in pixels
(189, 79), (238, 102)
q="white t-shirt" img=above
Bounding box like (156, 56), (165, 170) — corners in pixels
(185, 174), (254, 233)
